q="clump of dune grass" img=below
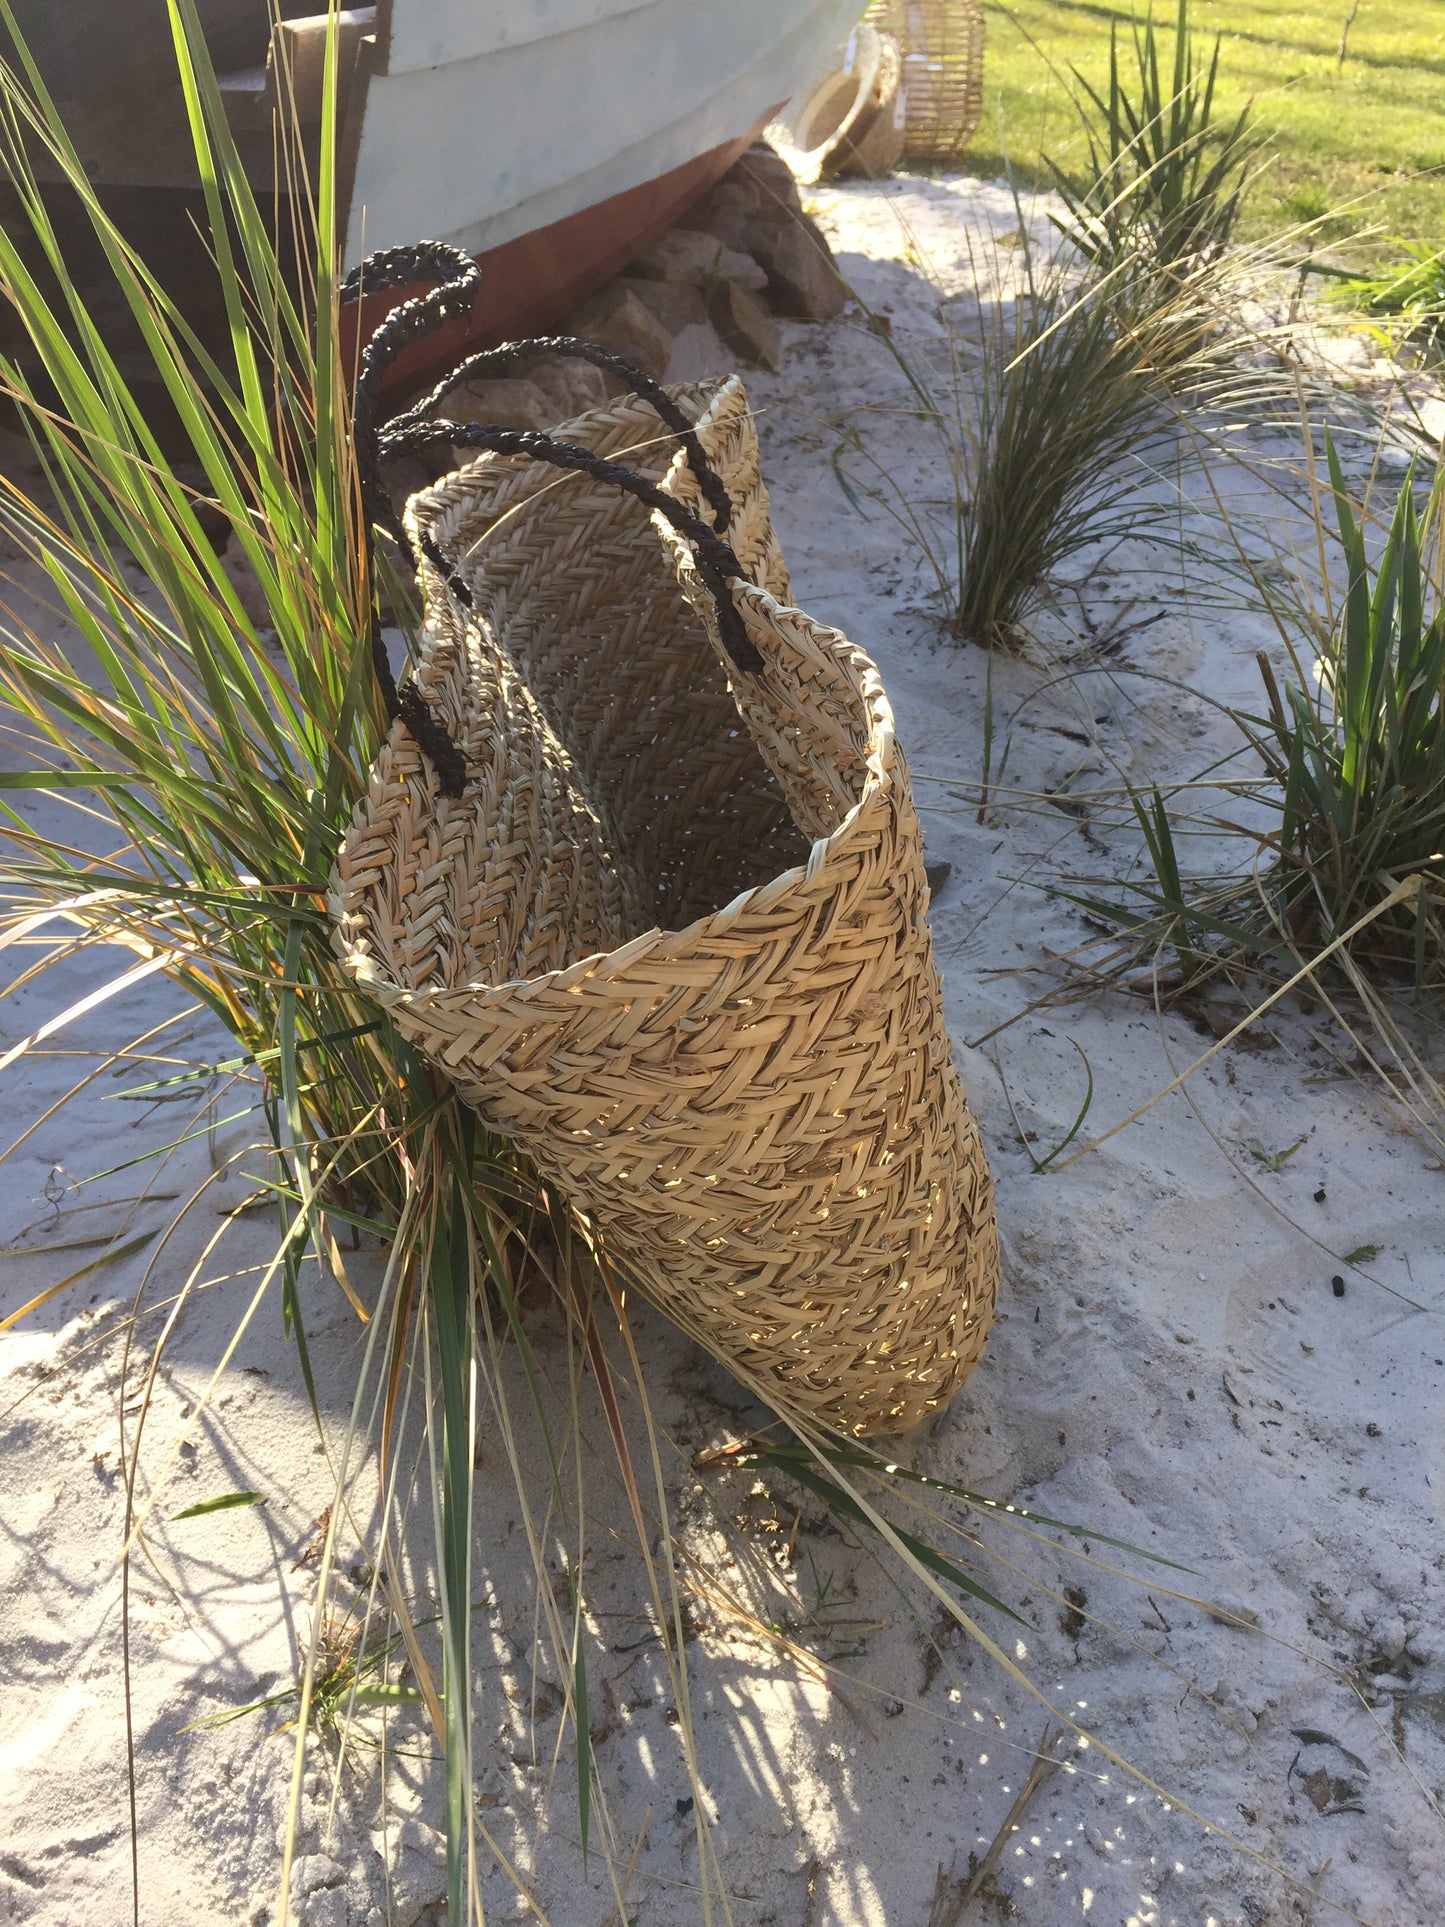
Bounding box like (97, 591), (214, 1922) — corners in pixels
(0, 5), (546, 1916)
(1053, 427), (1445, 1155)
(834, 197), (1308, 650)
(1044, 0), (1265, 280)
(825, 1), (1315, 650)
(943, 237), (1243, 646)
(1332, 239), (1445, 361)
(939, 0), (1280, 646)
(1250, 439), (1445, 969)
(1084, 434), (1445, 985)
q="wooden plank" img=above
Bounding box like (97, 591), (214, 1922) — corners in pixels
(0, 0), (357, 187)
(269, 8), (376, 118)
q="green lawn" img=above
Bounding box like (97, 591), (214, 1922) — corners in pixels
(961, 1), (1445, 248)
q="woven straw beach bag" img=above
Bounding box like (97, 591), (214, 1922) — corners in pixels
(330, 271), (998, 1435)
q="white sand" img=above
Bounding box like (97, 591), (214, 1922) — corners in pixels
(1, 176), (1441, 1927)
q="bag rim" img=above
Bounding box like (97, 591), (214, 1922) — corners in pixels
(334, 588), (901, 1013)
(330, 383), (902, 1011)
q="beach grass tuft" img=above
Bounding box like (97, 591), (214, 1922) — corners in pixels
(1043, 0), (1263, 279)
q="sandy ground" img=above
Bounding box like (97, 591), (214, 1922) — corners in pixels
(1, 175), (1442, 1927)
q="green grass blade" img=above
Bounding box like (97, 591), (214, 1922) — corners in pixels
(172, 1490), (267, 1520)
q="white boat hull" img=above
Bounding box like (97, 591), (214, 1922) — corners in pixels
(347, 0), (863, 267)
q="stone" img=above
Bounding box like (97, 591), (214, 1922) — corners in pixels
(561, 284), (673, 381)
(706, 279), (781, 372)
(737, 142), (804, 216)
(675, 153), (847, 320)
(704, 176), (764, 219)
(300, 1893), (351, 1927)
(294, 1853), (348, 1896)
(525, 354), (610, 421)
(675, 200), (754, 255)
(750, 219), (848, 320)
(613, 273), (707, 336)
(665, 321), (736, 384)
(629, 228), (768, 294)
(437, 376), (551, 432)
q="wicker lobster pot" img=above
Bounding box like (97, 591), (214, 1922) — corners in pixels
(867, 0), (986, 164)
(330, 378), (998, 1436)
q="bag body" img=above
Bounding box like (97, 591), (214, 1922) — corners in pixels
(330, 376), (998, 1435)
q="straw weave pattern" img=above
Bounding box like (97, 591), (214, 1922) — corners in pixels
(330, 378), (998, 1434)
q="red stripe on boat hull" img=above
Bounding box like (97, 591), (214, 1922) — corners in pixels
(355, 113), (778, 400)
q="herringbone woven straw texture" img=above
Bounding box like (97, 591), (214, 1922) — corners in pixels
(330, 377), (998, 1435)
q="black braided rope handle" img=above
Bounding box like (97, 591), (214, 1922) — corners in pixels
(386, 337), (734, 535)
(342, 242), (756, 796)
(343, 244), (484, 782)
(383, 418), (762, 677)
